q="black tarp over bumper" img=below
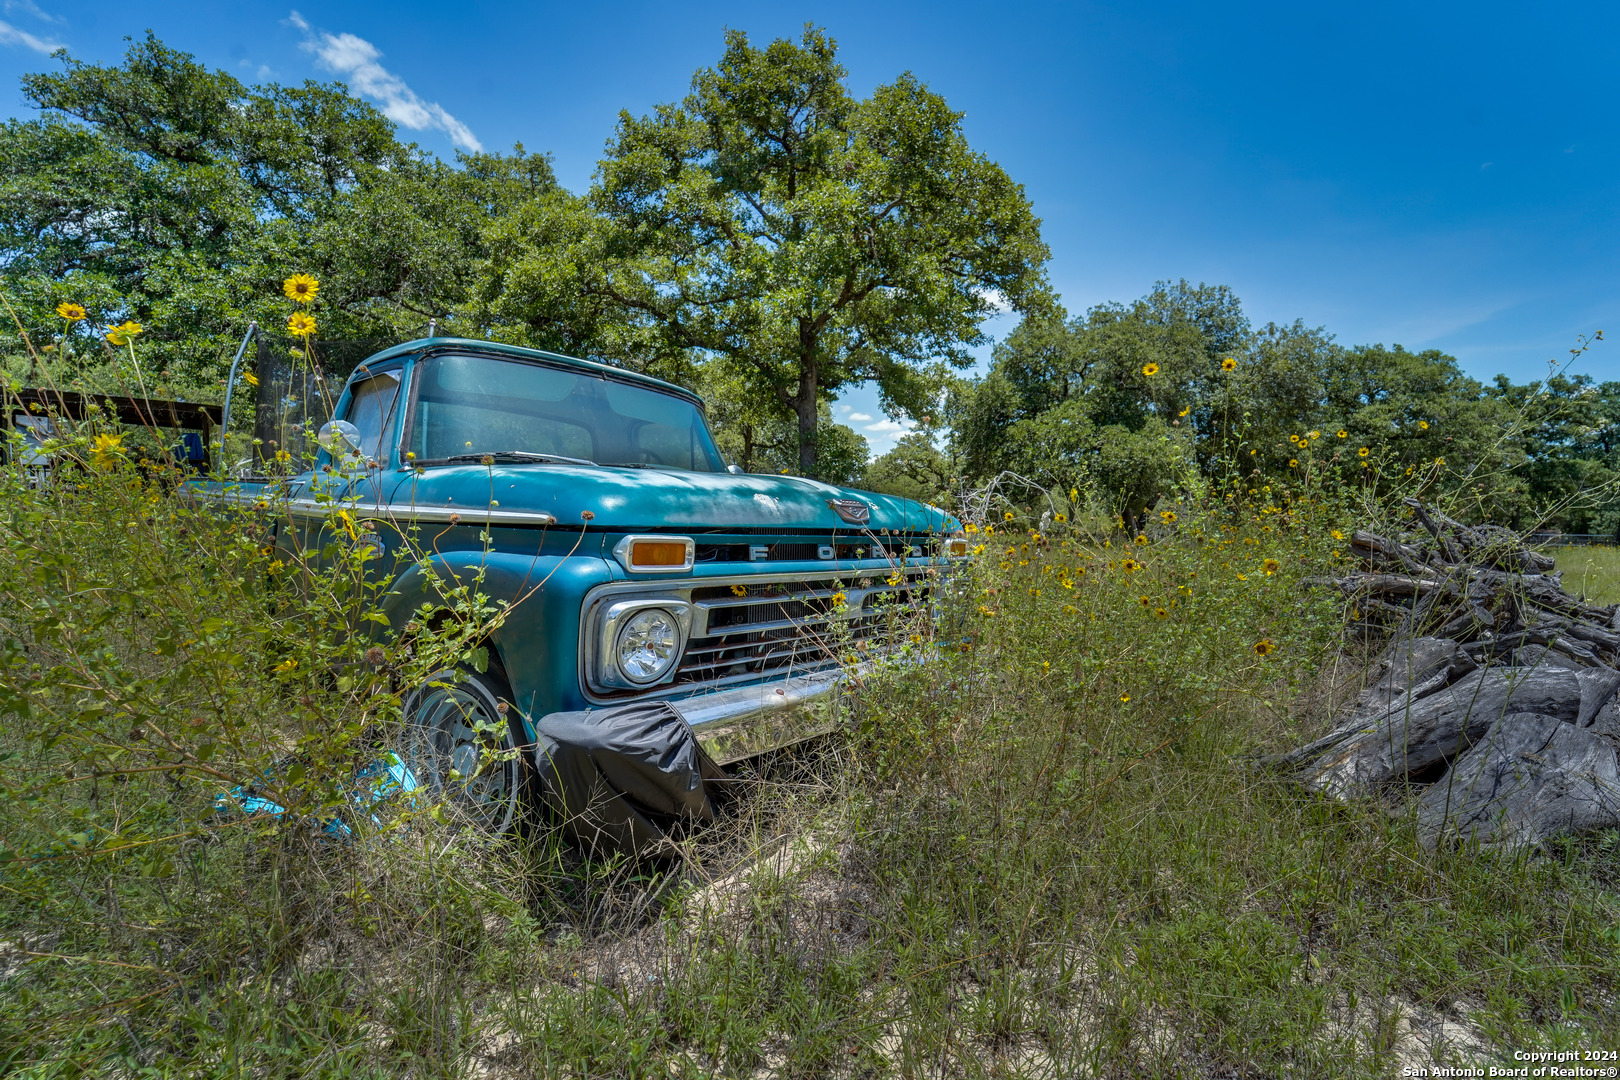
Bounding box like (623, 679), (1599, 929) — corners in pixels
(532, 701), (727, 858)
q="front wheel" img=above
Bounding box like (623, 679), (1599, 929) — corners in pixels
(399, 666), (528, 834)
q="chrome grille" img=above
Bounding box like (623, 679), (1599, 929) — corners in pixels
(692, 537), (933, 564)
(580, 565), (943, 704)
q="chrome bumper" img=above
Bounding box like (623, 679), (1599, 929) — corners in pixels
(671, 665), (862, 765)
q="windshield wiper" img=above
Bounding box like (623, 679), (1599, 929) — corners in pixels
(442, 451), (597, 467)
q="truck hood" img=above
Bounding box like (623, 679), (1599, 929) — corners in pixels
(389, 465), (955, 535)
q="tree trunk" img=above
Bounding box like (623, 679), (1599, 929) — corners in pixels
(794, 349), (818, 477)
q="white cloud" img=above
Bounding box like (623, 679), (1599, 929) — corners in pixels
(975, 286), (1012, 314)
(288, 10), (481, 151)
(863, 419), (913, 434)
(0, 17), (57, 52)
(847, 412), (873, 422)
(4, 0), (60, 24)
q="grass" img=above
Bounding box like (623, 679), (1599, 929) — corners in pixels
(2, 474), (1618, 1077)
(1554, 545), (1620, 605)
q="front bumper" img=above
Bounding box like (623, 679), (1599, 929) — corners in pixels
(532, 660), (876, 768)
(671, 664), (863, 764)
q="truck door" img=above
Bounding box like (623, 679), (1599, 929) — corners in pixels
(295, 370), (404, 565)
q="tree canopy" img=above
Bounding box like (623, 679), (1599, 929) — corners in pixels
(948, 281), (1615, 532)
(0, 32), (556, 393)
(472, 26), (1050, 474)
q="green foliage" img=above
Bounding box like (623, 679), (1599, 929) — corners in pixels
(691, 363), (870, 482)
(1485, 373), (1620, 534)
(0, 32), (559, 399)
(861, 429), (956, 504)
(0, 433), (500, 857)
(962, 281), (1615, 531)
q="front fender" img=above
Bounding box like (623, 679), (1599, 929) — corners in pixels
(379, 548), (615, 740)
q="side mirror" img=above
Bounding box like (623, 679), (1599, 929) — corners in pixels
(318, 419), (363, 457)
(727, 463), (744, 475)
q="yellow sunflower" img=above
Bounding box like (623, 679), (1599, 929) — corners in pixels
(1418, 420), (1429, 430)
(287, 312), (316, 336)
(1221, 357), (1237, 371)
(1261, 558), (1281, 576)
(1336, 429), (1348, 438)
(1142, 363), (1160, 376)
(105, 321), (143, 346)
(1357, 447), (1370, 458)
(1253, 638), (1276, 657)
(89, 432), (125, 469)
(55, 302), (87, 322)
(283, 274), (320, 304)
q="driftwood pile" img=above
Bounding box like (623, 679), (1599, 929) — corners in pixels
(1278, 499), (1620, 849)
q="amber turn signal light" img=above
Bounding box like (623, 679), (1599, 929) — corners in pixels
(631, 541), (688, 566)
(612, 535), (695, 573)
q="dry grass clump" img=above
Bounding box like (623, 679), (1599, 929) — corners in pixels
(1555, 544), (1620, 605)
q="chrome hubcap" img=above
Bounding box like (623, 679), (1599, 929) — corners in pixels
(402, 680), (517, 833)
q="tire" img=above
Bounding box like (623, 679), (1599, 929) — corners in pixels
(399, 665), (530, 834)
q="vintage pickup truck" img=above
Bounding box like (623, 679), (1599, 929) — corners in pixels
(197, 337), (964, 847)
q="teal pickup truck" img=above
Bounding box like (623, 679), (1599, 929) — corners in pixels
(197, 337), (965, 849)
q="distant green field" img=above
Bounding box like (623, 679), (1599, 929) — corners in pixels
(1554, 545), (1620, 604)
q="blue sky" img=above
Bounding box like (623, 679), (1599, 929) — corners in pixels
(0, 1), (1614, 455)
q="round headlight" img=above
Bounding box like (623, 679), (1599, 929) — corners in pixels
(615, 608), (681, 684)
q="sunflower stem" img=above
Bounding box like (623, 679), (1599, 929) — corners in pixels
(126, 339), (152, 404)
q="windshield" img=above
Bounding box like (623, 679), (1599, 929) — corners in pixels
(405, 352), (725, 472)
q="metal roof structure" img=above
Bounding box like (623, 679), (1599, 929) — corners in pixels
(5, 388), (222, 430)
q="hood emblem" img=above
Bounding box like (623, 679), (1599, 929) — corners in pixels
(828, 498), (871, 526)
